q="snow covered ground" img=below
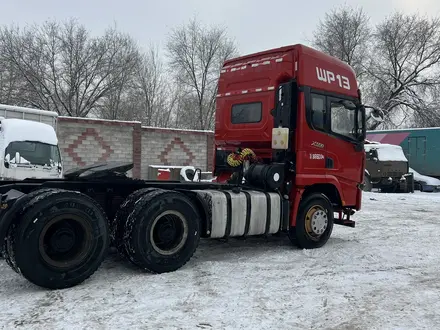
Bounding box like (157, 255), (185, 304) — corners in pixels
(1, 191), (440, 329)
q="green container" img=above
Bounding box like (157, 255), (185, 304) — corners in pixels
(367, 128), (440, 178)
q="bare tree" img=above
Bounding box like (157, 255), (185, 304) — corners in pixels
(131, 47), (169, 126)
(367, 12), (440, 129)
(102, 45), (177, 126)
(312, 5), (371, 79)
(0, 19), (140, 117)
(95, 26), (143, 120)
(0, 56), (22, 105)
(166, 18), (238, 130)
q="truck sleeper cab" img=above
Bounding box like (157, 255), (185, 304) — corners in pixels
(0, 44), (379, 290)
(213, 44), (367, 247)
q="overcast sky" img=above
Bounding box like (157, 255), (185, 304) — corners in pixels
(1, 0), (439, 57)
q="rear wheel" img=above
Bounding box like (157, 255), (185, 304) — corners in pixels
(7, 189), (109, 289)
(112, 187), (159, 252)
(288, 193), (334, 249)
(121, 189), (200, 273)
(3, 188), (61, 272)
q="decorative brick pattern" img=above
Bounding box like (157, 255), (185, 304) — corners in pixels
(63, 128), (113, 167)
(56, 117), (216, 180)
(158, 137), (196, 165)
(58, 117), (134, 174)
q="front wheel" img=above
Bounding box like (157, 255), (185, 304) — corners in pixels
(288, 193), (334, 249)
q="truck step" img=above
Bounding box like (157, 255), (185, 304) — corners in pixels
(334, 218), (356, 228)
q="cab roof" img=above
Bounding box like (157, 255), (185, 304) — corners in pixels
(219, 43), (358, 98)
(223, 43), (354, 73)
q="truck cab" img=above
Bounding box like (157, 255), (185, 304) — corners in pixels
(0, 118), (62, 180)
(0, 104), (62, 180)
(214, 44), (367, 234)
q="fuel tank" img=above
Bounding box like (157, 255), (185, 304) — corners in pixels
(194, 189), (282, 238)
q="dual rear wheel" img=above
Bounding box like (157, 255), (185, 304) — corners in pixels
(113, 189), (201, 273)
(2, 188), (201, 289)
(3, 189), (109, 289)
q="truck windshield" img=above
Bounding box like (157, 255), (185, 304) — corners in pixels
(330, 100), (358, 140)
(5, 141), (61, 166)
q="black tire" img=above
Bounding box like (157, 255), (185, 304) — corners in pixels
(3, 188), (61, 273)
(363, 174), (372, 192)
(121, 189), (201, 273)
(288, 193), (334, 249)
(7, 189), (109, 289)
(381, 184), (397, 193)
(112, 187), (159, 254)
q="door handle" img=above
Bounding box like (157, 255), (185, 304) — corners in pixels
(325, 157), (334, 169)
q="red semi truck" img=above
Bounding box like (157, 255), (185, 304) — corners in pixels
(0, 44), (382, 289)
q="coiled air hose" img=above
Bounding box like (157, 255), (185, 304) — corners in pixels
(226, 148), (257, 167)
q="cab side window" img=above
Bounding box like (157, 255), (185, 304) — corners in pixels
(231, 102), (262, 124)
(311, 94), (326, 130)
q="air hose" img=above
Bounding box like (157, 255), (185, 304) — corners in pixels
(226, 148), (257, 167)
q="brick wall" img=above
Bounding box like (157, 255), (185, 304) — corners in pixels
(57, 117), (214, 179)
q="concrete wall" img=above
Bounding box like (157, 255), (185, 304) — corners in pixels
(57, 117), (214, 179)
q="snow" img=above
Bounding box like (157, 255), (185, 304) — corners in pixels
(409, 167), (440, 186)
(364, 143), (408, 162)
(60, 116), (214, 134)
(0, 118), (58, 147)
(180, 166), (216, 182)
(149, 165), (186, 169)
(1, 192), (440, 328)
(141, 125), (214, 134)
(4, 154), (30, 165)
(59, 116), (142, 124)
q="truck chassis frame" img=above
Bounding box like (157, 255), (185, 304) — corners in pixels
(0, 162), (352, 289)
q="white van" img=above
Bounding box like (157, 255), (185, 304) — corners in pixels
(0, 104), (62, 180)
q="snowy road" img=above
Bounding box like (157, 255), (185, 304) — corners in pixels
(1, 191), (440, 329)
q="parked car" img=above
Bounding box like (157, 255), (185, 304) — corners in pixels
(409, 167), (440, 192)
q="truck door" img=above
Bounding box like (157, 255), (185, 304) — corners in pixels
(323, 95), (365, 205)
(300, 91), (328, 176)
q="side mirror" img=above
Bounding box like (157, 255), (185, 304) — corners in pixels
(365, 105), (384, 122)
(339, 100), (357, 110)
